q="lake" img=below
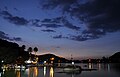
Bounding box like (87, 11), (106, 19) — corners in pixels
(0, 63), (120, 77)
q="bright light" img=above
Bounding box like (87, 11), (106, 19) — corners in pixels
(72, 62), (74, 65)
(25, 59), (32, 63)
(88, 63), (92, 69)
(1, 60), (4, 63)
(50, 58), (54, 61)
(44, 66), (46, 76)
(44, 61), (46, 64)
(50, 67), (54, 77)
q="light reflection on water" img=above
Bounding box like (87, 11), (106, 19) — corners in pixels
(43, 66), (46, 77)
(50, 67), (54, 77)
(0, 63), (120, 77)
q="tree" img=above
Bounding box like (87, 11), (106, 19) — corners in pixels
(19, 45), (26, 56)
(27, 47), (32, 60)
(21, 45), (26, 51)
(27, 47), (32, 55)
(34, 47), (38, 56)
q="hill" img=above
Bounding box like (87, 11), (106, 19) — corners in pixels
(109, 52), (120, 63)
(0, 39), (69, 64)
(37, 54), (69, 63)
(0, 39), (29, 64)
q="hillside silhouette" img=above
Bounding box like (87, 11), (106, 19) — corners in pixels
(0, 38), (120, 64)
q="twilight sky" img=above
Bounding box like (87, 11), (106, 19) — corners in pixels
(0, 0), (120, 59)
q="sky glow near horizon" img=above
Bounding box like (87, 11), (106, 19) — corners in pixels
(0, 0), (120, 59)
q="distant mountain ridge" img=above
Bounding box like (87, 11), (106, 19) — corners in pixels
(109, 52), (120, 63)
(0, 38), (120, 63)
(0, 39), (69, 64)
(37, 53), (69, 63)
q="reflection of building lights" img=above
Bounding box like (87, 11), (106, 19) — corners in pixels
(16, 70), (21, 77)
(25, 68), (29, 76)
(34, 67), (38, 77)
(88, 63), (92, 69)
(98, 63), (101, 70)
(50, 67), (54, 77)
(51, 61), (53, 64)
(0, 73), (1, 77)
(72, 74), (74, 77)
(107, 64), (110, 71)
(44, 67), (46, 76)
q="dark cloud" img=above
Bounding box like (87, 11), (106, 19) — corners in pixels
(41, 17), (80, 30)
(41, 17), (63, 23)
(41, 23), (62, 28)
(0, 11), (28, 25)
(0, 11), (12, 17)
(41, 19), (54, 23)
(52, 29), (106, 41)
(52, 35), (63, 39)
(62, 18), (80, 30)
(13, 37), (22, 41)
(42, 0), (78, 13)
(0, 31), (9, 40)
(52, 35), (69, 40)
(30, 19), (41, 27)
(69, 35), (88, 41)
(41, 0), (120, 41)
(41, 29), (56, 32)
(14, 8), (18, 11)
(4, 6), (8, 10)
(0, 31), (22, 41)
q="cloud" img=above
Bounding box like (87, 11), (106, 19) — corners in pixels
(0, 31), (22, 41)
(0, 31), (9, 40)
(52, 35), (63, 39)
(41, 29), (56, 32)
(13, 37), (22, 41)
(41, 17), (63, 23)
(62, 18), (80, 30)
(41, 23), (63, 28)
(41, 17), (80, 30)
(41, 0), (120, 41)
(0, 11), (28, 25)
(52, 35), (69, 40)
(52, 28), (106, 41)
(69, 35), (88, 41)
(30, 19), (41, 27)
(0, 11), (12, 17)
(42, 0), (78, 12)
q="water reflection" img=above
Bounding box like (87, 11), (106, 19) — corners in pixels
(98, 63), (101, 70)
(43, 66), (46, 77)
(0, 63), (120, 77)
(50, 67), (54, 77)
(34, 67), (38, 77)
(107, 64), (110, 71)
(16, 70), (21, 77)
(88, 63), (92, 69)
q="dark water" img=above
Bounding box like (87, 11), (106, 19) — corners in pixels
(0, 63), (120, 77)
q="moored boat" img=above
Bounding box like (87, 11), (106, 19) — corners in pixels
(63, 65), (81, 72)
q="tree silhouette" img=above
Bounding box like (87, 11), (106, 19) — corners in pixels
(27, 47), (33, 60)
(21, 45), (26, 51)
(28, 47), (32, 55)
(34, 47), (38, 56)
(19, 45), (26, 56)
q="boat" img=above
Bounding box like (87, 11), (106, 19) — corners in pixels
(63, 65), (81, 72)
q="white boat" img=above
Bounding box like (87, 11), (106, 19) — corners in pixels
(63, 65), (81, 72)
